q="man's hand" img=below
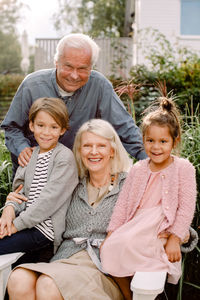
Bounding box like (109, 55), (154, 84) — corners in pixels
(18, 147), (34, 167)
(6, 185), (27, 204)
(0, 206), (15, 237)
(164, 234), (181, 262)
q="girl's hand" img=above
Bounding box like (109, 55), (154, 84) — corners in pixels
(158, 231), (170, 239)
(6, 185), (27, 204)
(164, 234), (181, 262)
(0, 206), (16, 237)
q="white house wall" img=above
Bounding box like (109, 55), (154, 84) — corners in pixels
(134, 0), (200, 65)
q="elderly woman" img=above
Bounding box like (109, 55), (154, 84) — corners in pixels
(7, 119), (132, 300)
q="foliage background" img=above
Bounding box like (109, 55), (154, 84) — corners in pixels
(53, 0), (127, 37)
(0, 0), (23, 73)
(0, 5), (199, 297)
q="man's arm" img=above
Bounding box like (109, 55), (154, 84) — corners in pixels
(98, 78), (147, 160)
(1, 81), (34, 159)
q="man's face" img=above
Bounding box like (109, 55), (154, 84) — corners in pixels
(56, 47), (92, 92)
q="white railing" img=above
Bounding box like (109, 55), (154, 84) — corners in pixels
(34, 37), (133, 78)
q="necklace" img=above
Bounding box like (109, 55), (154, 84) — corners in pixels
(108, 174), (116, 191)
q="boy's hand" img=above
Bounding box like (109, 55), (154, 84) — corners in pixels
(0, 206), (15, 237)
(165, 234), (181, 262)
(6, 185), (27, 204)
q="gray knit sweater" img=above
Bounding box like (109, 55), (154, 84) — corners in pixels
(51, 172), (127, 262)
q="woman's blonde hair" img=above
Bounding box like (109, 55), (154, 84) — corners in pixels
(29, 97), (69, 130)
(73, 119), (132, 178)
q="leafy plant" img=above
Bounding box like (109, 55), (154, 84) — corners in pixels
(114, 79), (141, 121)
(128, 28), (200, 118)
(0, 131), (12, 209)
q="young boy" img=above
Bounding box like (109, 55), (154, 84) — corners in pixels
(0, 97), (78, 258)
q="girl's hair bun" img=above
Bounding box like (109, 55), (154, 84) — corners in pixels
(159, 97), (173, 112)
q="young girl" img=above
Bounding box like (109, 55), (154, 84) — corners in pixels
(101, 96), (197, 299)
(0, 97), (78, 259)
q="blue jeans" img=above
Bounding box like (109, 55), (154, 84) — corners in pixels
(0, 227), (53, 255)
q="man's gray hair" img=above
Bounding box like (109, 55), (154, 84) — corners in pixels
(54, 33), (100, 66)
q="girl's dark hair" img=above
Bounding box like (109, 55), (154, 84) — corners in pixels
(29, 97), (69, 130)
(141, 96), (181, 145)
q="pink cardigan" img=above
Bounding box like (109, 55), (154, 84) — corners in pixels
(108, 156), (196, 240)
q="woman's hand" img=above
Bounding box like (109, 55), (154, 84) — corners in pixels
(164, 234), (181, 262)
(6, 185), (27, 204)
(0, 206), (16, 237)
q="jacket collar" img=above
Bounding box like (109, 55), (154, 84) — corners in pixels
(78, 172), (127, 203)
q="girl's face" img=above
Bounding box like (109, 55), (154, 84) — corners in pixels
(80, 131), (114, 176)
(29, 111), (66, 153)
(143, 124), (175, 171)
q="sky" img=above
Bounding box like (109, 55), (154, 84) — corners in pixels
(17, 0), (61, 45)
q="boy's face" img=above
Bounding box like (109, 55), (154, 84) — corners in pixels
(29, 111), (66, 153)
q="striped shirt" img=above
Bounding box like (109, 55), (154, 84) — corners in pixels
(26, 149), (54, 241)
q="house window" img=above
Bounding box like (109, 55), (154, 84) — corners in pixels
(181, 0), (200, 35)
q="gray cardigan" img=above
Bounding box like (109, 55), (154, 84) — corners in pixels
(11, 143), (79, 252)
(51, 172), (127, 262)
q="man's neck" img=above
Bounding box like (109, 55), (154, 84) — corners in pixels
(57, 84), (74, 97)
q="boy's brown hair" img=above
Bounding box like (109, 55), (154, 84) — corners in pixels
(29, 97), (69, 130)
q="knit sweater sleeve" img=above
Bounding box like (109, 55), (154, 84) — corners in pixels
(167, 159), (197, 240)
(13, 147), (78, 231)
(107, 167), (135, 232)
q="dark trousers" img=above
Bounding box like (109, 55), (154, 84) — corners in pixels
(0, 227), (54, 265)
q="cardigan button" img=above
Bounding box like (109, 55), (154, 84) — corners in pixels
(165, 206), (169, 210)
(165, 190), (168, 194)
(87, 226), (93, 232)
(161, 175), (165, 179)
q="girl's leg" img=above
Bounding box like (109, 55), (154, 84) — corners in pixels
(0, 227), (52, 254)
(112, 276), (132, 300)
(7, 267), (39, 300)
(36, 274), (64, 300)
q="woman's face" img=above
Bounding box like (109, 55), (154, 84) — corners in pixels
(80, 131), (114, 176)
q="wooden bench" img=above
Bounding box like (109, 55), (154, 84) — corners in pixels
(0, 252), (24, 299)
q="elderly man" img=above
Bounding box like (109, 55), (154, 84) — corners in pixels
(1, 33), (146, 174)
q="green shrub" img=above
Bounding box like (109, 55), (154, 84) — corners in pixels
(0, 131), (12, 209)
(0, 74), (24, 97)
(121, 28), (200, 120)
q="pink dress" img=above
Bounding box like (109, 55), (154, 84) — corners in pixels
(101, 171), (181, 284)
